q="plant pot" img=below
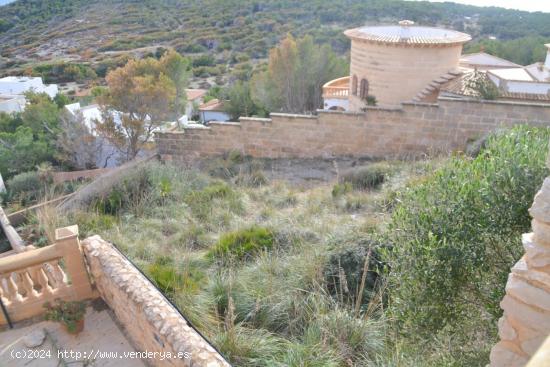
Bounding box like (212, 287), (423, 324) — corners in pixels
(64, 318), (84, 334)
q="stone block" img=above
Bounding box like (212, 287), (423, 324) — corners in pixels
(498, 316), (518, 341)
(523, 233), (550, 268)
(529, 178), (550, 223)
(506, 273), (550, 311)
(490, 341), (529, 367)
(500, 295), (550, 333)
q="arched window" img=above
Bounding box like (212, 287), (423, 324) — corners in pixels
(351, 75), (358, 96)
(359, 78), (369, 100)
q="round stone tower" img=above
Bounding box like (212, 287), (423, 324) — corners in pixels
(344, 20), (471, 109)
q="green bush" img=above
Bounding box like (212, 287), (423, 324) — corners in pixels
(185, 181), (241, 220)
(331, 182), (352, 197)
(324, 239), (381, 308)
(148, 256), (205, 295)
(384, 126), (550, 339)
(208, 226), (274, 260)
(73, 212), (117, 236)
(90, 162), (205, 216)
(6, 171), (43, 204)
(339, 164), (388, 191)
(306, 309), (384, 364)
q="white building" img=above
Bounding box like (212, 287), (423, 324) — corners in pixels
(0, 95), (26, 114)
(459, 52), (521, 70)
(198, 99), (231, 123)
(64, 102), (104, 134)
(0, 76), (59, 114)
(420, 43), (550, 104)
(185, 89), (207, 118)
(0, 76), (58, 99)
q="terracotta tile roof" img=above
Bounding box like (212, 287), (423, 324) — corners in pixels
(459, 52), (521, 69)
(488, 68), (534, 81)
(344, 24), (471, 46)
(199, 98), (225, 111)
(440, 71), (550, 102)
(185, 89), (207, 101)
(440, 72), (484, 98)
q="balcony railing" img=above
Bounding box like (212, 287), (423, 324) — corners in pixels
(323, 76), (350, 99)
(0, 226), (95, 324)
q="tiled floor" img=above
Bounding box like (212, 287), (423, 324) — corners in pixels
(0, 303), (146, 366)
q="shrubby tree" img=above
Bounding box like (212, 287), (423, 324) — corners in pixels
(159, 50), (191, 119)
(466, 71), (500, 100)
(251, 34), (347, 114)
(96, 56), (179, 161)
(384, 126), (550, 340)
(96, 51), (191, 160)
(223, 81), (265, 120)
(57, 112), (105, 169)
(0, 93), (60, 178)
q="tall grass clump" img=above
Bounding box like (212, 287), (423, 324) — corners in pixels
(184, 181), (242, 222)
(208, 226), (274, 261)
(90, 162), (206, 216)
(339, 163), (392, 191)
(384, 126), (550, 348)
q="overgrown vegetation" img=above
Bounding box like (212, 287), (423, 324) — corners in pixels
(384, 126), (550, 362)
(2, 0), (549, 90)
(45, 125), (548, 366)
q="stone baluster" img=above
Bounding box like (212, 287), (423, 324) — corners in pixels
(20, 270), (38, 300)
(46, 261), (67, 289)
(35, 266), (54, 297)
(489, 176), (550, 366)
(6, 274), (21, 304)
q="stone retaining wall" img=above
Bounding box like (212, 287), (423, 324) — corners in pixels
(489, 171), (550, 366)
(82, 236), (230, 367)
(156, 98), (550, 162)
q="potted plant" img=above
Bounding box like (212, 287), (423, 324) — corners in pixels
(44, 299), (86, 334)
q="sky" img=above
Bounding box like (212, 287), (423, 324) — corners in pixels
(414, 0), (550, 13)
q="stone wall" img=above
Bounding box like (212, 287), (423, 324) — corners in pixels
(156, 98), (550, 163)
(82, 236), (230, 367)
(489, 174), (550, 366)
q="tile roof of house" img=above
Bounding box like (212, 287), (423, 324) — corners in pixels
(185, 89), (207, 101)
(199, 98), (225, 111)
(344, 21), (471, 46)
(488, 68), (534, 81)
(440, 71), (550, 102)
(525, 63), (550, 82)
(439, 71), (481, 98)
(459, 52), (521, 68)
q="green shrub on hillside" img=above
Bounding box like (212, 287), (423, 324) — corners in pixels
(208, 226), (274, 260)
(324, 239), (382, 308)
(89, 162), (206, 216)
(339, 164), (389, 191)
(5, 171), (44, 205)
(331, 182), (352, 198)
(384, 126), (550, 340)
(147, 256), (205, 295)
(185, 181), (242, 220)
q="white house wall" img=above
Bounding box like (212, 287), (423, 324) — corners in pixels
(323, 98), (350, 111)
(506, 81), (550, 95)
(201, 111), (231, 123)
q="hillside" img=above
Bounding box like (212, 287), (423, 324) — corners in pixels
(1, 0), (550, 80)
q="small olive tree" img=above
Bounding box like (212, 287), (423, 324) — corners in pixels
(466, 70), (500, 100)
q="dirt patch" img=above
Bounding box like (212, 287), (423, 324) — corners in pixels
(197, 156), (380, 186)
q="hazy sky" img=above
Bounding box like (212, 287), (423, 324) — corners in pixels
(415, 0), (550, 13)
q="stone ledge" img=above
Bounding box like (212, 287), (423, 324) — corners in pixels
(82, 236), (230, 367)
(438, 96), (550, 108)
(270, 112), (318, 119)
